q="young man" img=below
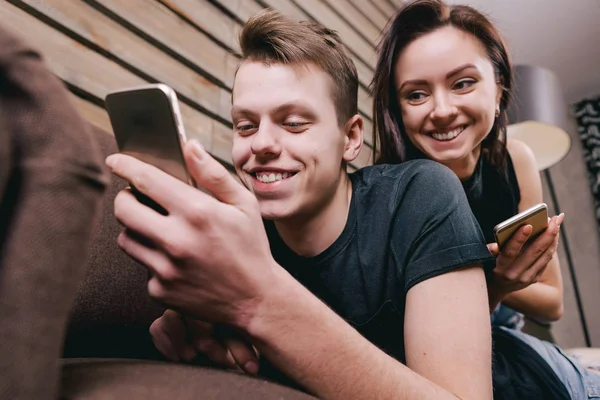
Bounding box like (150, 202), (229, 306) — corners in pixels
(107, 10), (496, 399)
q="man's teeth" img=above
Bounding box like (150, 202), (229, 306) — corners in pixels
(431, 127), (465, 141)
(256, 172), (291, 183)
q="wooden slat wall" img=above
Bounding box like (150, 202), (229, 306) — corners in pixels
(3, 0), (399, 172)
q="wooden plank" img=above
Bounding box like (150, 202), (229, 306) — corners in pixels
(164, 0), (373, 127)
(290, 0), (377, 70)
(212, 0), (263, 23)
(369, 0), (397, 18)
(91, 0), (239, 89)
(21, 0), (232, 123)
(261, 0), (306, 20)
(70, 94), (113, 134)
(5, 1), (369, 168)
(322, 0), (381, 46)
(159, 0), (242, 53)
(348, 0), (391, 30)
(0, 1), (233, 163)
(232, 0), (375, 92)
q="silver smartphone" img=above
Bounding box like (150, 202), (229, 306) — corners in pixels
(104, 84), (192, 213)
(493, 203), (549, 248)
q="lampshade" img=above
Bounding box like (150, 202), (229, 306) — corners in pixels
(506, 65), (572, 171)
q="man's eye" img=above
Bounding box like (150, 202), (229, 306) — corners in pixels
(236, 123), (257, 133)
(284, 121), (310, 131)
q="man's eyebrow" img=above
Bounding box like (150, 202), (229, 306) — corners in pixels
(397, 63), (479, 93)
(232, 101), (315, 118)
(272, 100), (314, 114)
(231, 106), (256, 118)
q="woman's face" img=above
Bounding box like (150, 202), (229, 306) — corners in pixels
(394, 26), (502, 170)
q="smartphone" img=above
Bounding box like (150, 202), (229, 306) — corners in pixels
(104, 84), (192, 214)
(493, 203), (549, 248)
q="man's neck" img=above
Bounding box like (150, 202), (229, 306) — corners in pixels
(274, 172), (353, 257)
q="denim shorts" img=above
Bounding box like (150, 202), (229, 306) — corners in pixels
(501, 327), (600, 399)
(491, 303), (525, 330)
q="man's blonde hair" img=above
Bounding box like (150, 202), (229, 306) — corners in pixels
(238, 9), (358, 126)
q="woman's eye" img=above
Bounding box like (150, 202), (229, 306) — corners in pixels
(454, 79), (476, 91)
(406, 91), (428, 103)
(406, 92), (427, 104)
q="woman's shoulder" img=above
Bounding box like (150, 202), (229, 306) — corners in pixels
(506, 138), (537, 172)
(505, 138), (543, 209)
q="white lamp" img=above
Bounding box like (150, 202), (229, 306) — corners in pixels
(506, 65), (572, 171)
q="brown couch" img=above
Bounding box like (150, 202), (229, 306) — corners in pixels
(0, 21), (108, 399)
(0, 22), (315, 400)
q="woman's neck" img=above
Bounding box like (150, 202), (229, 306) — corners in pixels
(443, 146), (482, 181)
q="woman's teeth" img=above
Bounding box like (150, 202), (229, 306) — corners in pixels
(431, 127), (465, 141)
(256, 172), (292, 183)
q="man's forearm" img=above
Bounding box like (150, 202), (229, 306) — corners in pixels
(242, 268), (463, 400)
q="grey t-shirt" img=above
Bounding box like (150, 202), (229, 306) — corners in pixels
(265, 160), (494, 362)
(260, 160), (569, 398)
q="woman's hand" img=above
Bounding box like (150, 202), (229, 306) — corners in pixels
(487, 213), (564, 301)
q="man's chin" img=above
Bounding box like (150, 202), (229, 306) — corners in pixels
(258, 201), (297, 222)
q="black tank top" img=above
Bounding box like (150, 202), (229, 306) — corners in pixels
(461, 153), (570, 399)
(461, 153), (521, 243)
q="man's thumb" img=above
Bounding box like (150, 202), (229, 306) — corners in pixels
(184, 140), (247, 205)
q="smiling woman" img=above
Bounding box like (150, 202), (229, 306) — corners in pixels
(393, 28), (502, 179)
(371, 0), (600, 398)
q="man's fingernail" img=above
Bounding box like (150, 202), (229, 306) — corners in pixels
(190, 140), (205, 160)
(244, 361), (259, 375)
(557, 213), (565, 226)
(105, 155), (116, 169)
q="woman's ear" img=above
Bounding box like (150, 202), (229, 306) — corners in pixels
(343, 114), (364, 163)
(496, 77), (505, 111)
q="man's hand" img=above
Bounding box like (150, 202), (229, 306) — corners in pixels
(150, 310), (260, 374)
(487, 213), (564, 299)
(106, 140), (278, 328)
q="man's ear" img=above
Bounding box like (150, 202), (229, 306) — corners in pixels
(343, 114), (364, 163)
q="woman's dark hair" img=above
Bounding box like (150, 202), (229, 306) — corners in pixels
(372, 0), (513, 172)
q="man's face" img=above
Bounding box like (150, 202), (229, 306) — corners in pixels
(231, 61), (348, 221)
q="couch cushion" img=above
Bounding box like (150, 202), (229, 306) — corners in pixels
(60, 359), (317, 399)
(64, 126), (165, 360)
